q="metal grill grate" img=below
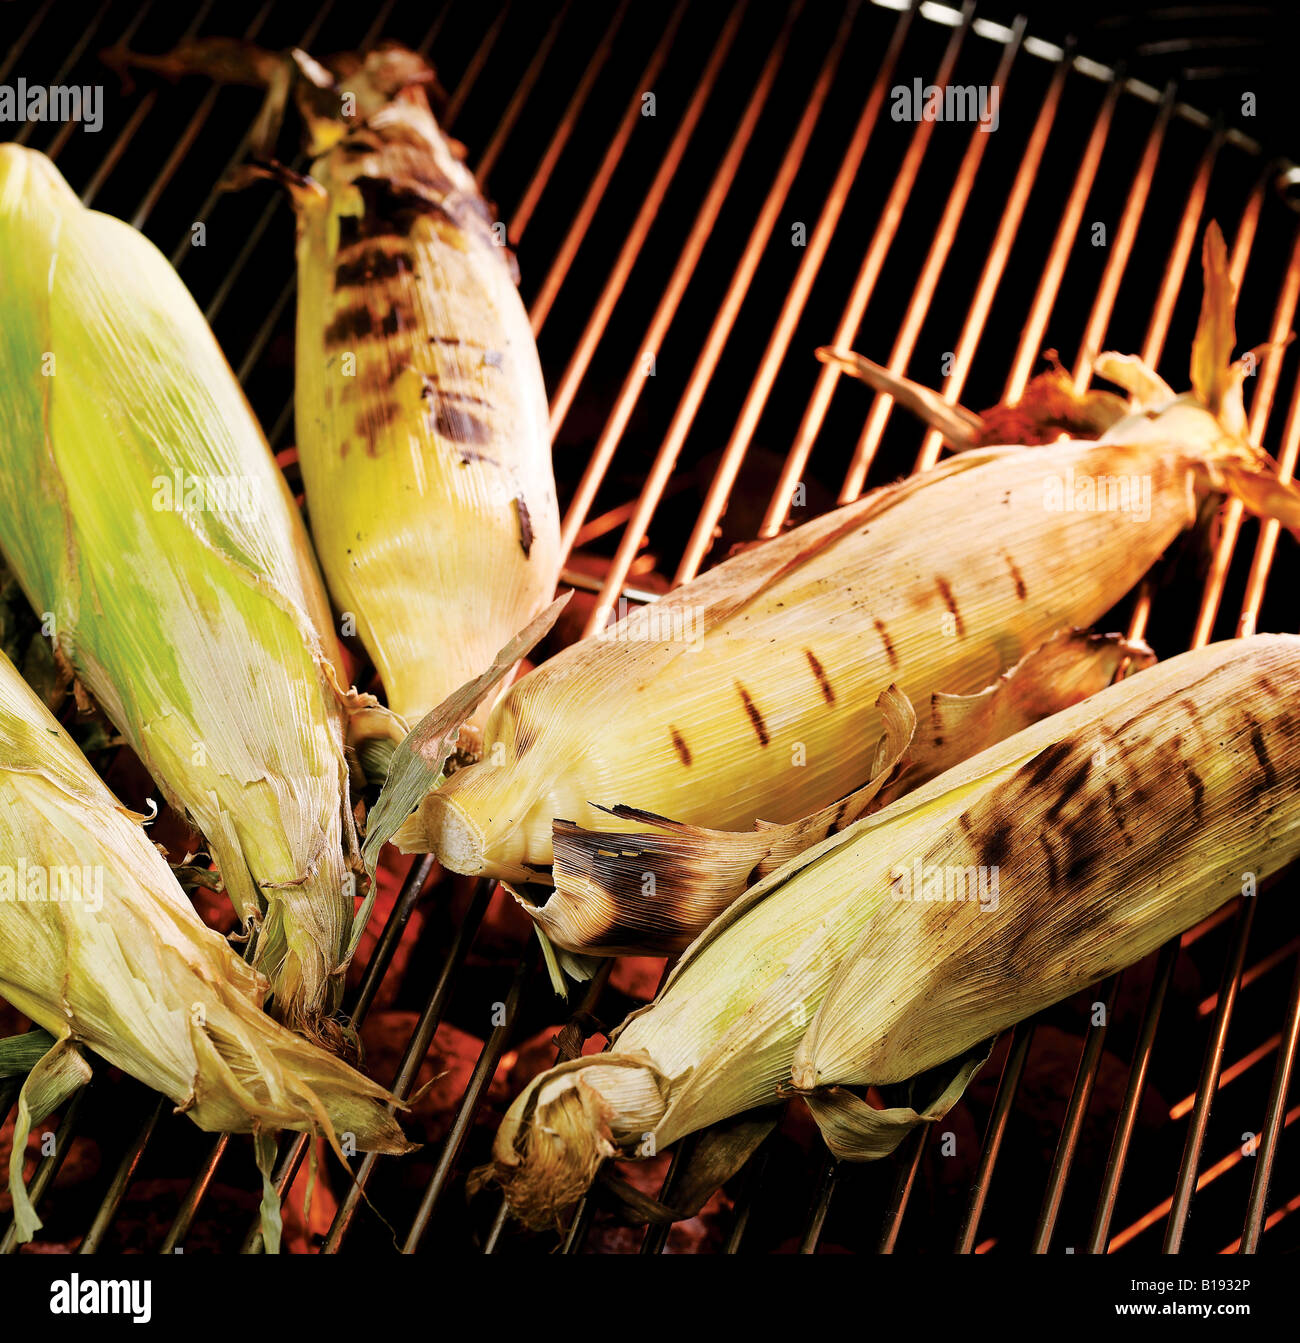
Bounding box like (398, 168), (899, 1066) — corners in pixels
(2, 0), (1300, 1255)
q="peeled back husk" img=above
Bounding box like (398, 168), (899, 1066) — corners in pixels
(0, 145), (368, 1042)
(488, 634), (1300, 1227)
(0, 649), (411, 1248)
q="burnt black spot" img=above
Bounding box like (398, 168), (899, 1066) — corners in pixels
(1045, 756), (1092, 821)
(982, 820), (1013, 869)
(324, 305), (374, 345)
(432, 402), (493, 446)
(737, 684), (769, 746)
(1106, 780), (1132, 846)
(342, 175), (461, 243)
(873, 617), (898, 668)
(457, 447), (504, 469)
(1250, 723), (1278, 791)
(380, 305), (410, 336)
(669, 727), (692, 767)
(1024, 739), (1073, 790)
(514, 495), (533, 559)
(958, 812), (974, 836)
(1184, 765), (1205, 820)
(334, 247), (412, 288)
(935, 577), (965, 636)
(1039, 833), (1059, 888)
(804, 649), (835, 704)
(1004, 552), (1027, 600)
(353, 401), (400, 441)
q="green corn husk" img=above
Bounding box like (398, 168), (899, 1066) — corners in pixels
(488, 635), (1300, 1227)
(0, 649), (412, 1248)
(0, 145), (371, 1042)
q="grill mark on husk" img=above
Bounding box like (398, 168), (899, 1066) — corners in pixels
(1004, 552), (1027, 600)
(334, 247), (412, 288)
(1249, 722), (1278, 790)
(669, 727), (692, 767)
(935, 577), (965, 636)
(873, 617), (898, 668)
(514, 496), (533, 558)
(804, 649), (835, 704)
(737, 684), (769, 746)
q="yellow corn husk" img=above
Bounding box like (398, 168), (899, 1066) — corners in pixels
(386, 224), (1300, 888)
(0, 649), (412, 1247)
(121, 41), (561, 752)
(538, 629), (1154, 954)
(488, 634), (1300, 1227)
(0, 145), (364, 1041)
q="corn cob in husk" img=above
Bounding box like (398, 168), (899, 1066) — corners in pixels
(539, 629), (1154, 954)
(377, 224), (1300, 896)
(0, 649), (411, 1249)
(118, 40), (561, 757)
(488, 634), (1300, 1227)
(0, 145), (366, 1042)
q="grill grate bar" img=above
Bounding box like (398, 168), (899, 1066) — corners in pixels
(760, 1), (974, 537)
(1111, 1105), (1300, 1251)
(320, 877), (494, 1253)
(1004, 64), (1123, 402)
(574, 0), (806, 635)
(528, 0), (688, 338)
(876, 1126), (929, 1253)
(474, 1), (568, 182)
(0, 1), (53, 85)
(676, 0), (913, 584)
(1031, 977), (1120, 1253)
(1163, 900), (1257, 1251)
(401, 953), (532, 1253)
(1071, 83), (1176, 393)
(549, 3), (745, 473)
(509, 0), (629, 242)
(956, 1021), (1035, 1252)
(1241, 950), (1300, 1252)
(14, 1), (112, 154)
(1087, 942), (1179, 1251)
(841, 15), (1026, 500)
(916, 38), (1074, 471)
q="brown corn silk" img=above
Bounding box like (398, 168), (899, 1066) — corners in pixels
(489, 635), (1300, 1227)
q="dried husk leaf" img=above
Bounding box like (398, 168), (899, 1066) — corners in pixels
(0, 649), (413, 1245)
